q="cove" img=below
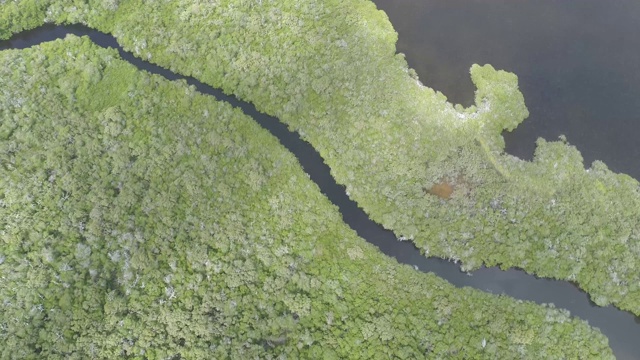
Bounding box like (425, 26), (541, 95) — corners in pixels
(2, 24), (639, 358)
(374, 0), (640, 181)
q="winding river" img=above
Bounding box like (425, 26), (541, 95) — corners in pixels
(2, 24), (638, 359)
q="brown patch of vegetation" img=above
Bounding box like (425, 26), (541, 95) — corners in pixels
(424, 175), (471, 200)
(425, 181), (454, 199)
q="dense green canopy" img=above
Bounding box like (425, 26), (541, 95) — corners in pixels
(6, 0), (640, 358)
(0, 34), (614, 359)
(3, 0), (637, 315)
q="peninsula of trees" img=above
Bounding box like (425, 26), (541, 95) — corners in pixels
(2, 0), (638, 358)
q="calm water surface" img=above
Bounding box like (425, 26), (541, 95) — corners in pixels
(375, 0), (640, 180)
(372, 1), (640, 358)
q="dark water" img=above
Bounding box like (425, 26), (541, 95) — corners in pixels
(2, 23), (639, 359)
(372, 1), (640, 358)
(374, 0), (640, 181)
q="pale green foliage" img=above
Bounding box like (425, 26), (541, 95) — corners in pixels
(0, 0), (48, 39)
(0, 36), (614, 359)
(3, 0), (632, 315)
(468, 63), (529, 155)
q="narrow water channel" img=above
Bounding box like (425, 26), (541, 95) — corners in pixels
(371, 1), (640, 358)
(2, 24), (638, 359)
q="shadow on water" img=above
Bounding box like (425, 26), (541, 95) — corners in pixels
(2, 24), (639, 359)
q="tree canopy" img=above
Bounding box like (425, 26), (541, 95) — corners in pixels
(0, 33), (616, 359)
(2, 0), (636, 315)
